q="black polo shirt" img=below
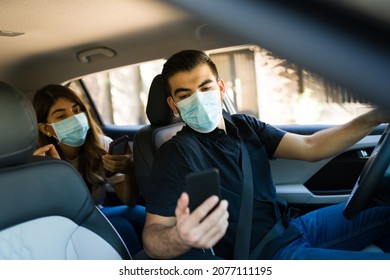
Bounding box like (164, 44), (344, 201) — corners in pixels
(147, 111), (301, 259)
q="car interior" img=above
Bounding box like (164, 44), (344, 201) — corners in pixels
(1, 0), (389, 259)
(0, 82), (130, 260)
(133, 74), (184, 202)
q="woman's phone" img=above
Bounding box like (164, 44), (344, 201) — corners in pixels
(108, 135), (129, 155)
(105, 135), (129, 177)
(185, 168), (221, 213)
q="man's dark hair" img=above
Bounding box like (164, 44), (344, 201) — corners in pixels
(161, 50), (219, 96)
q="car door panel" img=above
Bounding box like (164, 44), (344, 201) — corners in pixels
(272, 125), (384, 211)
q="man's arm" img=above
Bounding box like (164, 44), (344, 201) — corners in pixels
(143, 193), (229, 259)
(274, 108), (389, 162)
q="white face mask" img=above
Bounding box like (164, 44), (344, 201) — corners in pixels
(176, 90), (222, 133)
(50, 112), (90, 147)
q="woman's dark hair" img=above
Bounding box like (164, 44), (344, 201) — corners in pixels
(33, 84), (106, 191)
(161, 50), (219, 96)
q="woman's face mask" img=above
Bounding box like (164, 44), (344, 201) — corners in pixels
(176, 90), (222, 133)
(49, 112), (90, 147)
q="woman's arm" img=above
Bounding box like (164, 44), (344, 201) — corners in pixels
(108, 159), (138, 207)
(103, 144), (138, 206)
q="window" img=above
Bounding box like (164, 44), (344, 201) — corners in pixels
(208, 46), (372, 125)
(75, 45), (372, 126)
(80, 60), (165, 126)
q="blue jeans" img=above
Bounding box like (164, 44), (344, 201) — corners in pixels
(101, 205), (146, 256)
(273, 203), (390, 259)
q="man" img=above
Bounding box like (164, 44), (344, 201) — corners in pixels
(143, 49), (390, 259)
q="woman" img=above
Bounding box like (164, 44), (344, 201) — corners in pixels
(33, 84), (145, 256)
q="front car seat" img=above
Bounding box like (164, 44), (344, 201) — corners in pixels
(0, 82), (131, 260)
(133, 74), (183, 203)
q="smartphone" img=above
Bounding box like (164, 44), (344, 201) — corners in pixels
(185, 168), (221, 213)
(108, 135), (129, 155)
(105, 135), (129, 177)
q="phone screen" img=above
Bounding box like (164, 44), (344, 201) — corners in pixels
(185, 168), (221, 212)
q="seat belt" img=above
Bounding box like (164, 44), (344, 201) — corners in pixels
(233, 139), (253, 259)
(249, 219), (285, 259)
(234, 138), (287, 260)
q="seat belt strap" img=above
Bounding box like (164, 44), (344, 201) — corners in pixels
(249, 219), (285, 259)
(233, 139), (253, 259)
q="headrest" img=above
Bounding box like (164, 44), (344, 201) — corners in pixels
(146, 74), (176, 125)
(0, 82), (38, 167)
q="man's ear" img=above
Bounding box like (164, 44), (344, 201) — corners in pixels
(218, 79), (226, 100)
(167, 96), (179, 115)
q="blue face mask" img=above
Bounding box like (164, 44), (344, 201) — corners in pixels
(50, 112), (90, 147)
(176, 90), (222, 133)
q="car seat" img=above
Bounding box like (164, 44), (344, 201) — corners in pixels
(0, 82), (131, 260)
(133, 74), (183, 203)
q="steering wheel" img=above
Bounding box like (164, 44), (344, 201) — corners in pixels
(343, 123), (390, 220)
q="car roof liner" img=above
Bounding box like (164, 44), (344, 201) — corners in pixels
(166, 0), (390, 110)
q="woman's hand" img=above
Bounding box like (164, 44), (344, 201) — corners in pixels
(102, 153), (133, 175)
(33, 144), (61, 159)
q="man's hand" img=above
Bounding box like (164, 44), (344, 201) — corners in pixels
(362, 108), (390, 125)
(142, 192), (229, 259)
(175, 192), (229, 249)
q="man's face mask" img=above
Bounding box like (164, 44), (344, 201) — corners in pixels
(176, 90), (222, 133)
(49, 112), (90, 147)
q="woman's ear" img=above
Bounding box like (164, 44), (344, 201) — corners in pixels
(38, 123), (53, 137)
